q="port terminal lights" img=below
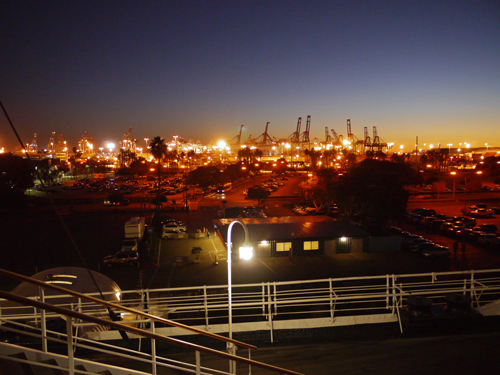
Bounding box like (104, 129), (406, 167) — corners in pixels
(226, 219), (253, 374)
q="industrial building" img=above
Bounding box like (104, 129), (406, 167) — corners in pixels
(214, 216), (402, 258)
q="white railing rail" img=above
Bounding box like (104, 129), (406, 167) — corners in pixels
(2, 269), (500, 341)
(0, 269), (305, 375)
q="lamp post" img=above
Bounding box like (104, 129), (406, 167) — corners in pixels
(285, 143), (291, 161)
(450, 171), (456, 200)
(226, 220), (253, 374)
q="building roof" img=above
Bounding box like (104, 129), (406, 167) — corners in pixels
(215, 216), (370, 243)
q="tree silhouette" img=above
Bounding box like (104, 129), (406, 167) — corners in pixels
(304, 148), (322, 169)
(334, 159), (417, 231)
(149, 136), (167, 211)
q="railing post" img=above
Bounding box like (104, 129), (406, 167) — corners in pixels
(195, 350), (201, 375)
(272, 282), (277, 317)
(151, 319), (157, 375)
(204, 286), (209, 330)
(248, 347), (252, 375)
(262, 283), (266, 317)
(40, 287), (47, 353)
(66, 317), (74, 375)
(267, 282), (274, 343)
(329, 278), (334, 322)
(386, 275), (390, 310)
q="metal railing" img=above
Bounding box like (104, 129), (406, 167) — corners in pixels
(4, 269), (500, 341)
(0, 268), (304, 375)
(2, 268), (500, 374)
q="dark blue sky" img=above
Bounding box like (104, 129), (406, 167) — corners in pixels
(1, 0), (499, 152)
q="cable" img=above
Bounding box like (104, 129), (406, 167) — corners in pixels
(0, 100), (128, 339)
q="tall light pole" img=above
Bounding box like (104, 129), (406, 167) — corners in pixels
(226, 220), (253, 374)
(451, 171), (456, 200)
(173, 134), (179, 153)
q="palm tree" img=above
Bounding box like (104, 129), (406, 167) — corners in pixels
(304, 148), (322, 170)
(322, 149), (336, 168)
(149, 136), (167, 210)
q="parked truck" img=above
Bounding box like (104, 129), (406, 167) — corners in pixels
(124, 217), (146, 239)
(121, 217), (146, 253)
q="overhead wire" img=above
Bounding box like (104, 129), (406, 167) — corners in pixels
(0, 100), (128, 339)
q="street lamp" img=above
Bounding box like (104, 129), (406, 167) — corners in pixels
(106, 143), (115, 155)
(226, 220), (253, 374)
(173, 134), (179, 153)
(450, 171), (457, 200)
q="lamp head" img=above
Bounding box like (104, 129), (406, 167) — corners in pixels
(239, 245), (254, 260)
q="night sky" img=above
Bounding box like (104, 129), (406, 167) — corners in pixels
(1, 0), (499, 152)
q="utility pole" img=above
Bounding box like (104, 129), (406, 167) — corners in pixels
(414, 136), (419, 171)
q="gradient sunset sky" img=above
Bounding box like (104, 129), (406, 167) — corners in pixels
(1, 0), (499, 152)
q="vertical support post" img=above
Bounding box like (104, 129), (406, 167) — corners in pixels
(329, 278), (334, 322)
(204, 286), (209, 330)
(66, 317), (74, 375)
(40, 288), (47, 353)
(195, 350), (201, 375)
(267, 283), (274, 343)
(386, 275), (390, 310)
(248, 347), (252, 375)
(151, 320), (157, 375)
(396, 280), (404, 334)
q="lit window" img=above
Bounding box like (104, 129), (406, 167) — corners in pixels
(276, 242), (292, 252)
(304, 241), (319, 250)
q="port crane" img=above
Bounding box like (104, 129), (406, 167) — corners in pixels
(254, 122), (274, 146)
(229, 125), (245, 145)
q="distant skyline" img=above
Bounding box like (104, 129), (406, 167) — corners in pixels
(1, 0), (499, 152)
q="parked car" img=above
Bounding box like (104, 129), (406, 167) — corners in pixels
(455, 228), (474, 241)
(103, 250), (139, 267)
(162, 223), (187, 232)
(403, 238), (430, 252)
(421, 245), (451, 257)
(462, 203), (488, 215)
(162, 219), (187, 230)
(413, 241), (439, 253)
(473, 224), (498, 234)
(162, 228), (183, 239)
(478, 233), (498, 246)
(469, 208), (494, 218)
(121, 238), (138, 252)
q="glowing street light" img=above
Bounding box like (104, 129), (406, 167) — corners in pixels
(450, 171), (457, 200)
(106, 143), (115, 154)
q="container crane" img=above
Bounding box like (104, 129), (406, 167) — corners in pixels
(254, 122), (273, 146)
(300, 115), (311, 143)
(346, 119), (364, 151)
(287, 117), (301, 143)
(229, 125), (244, 145)
(325, 127), (331, 144)
(363, 127), (371, 152)
(372, 126), (388, 152)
